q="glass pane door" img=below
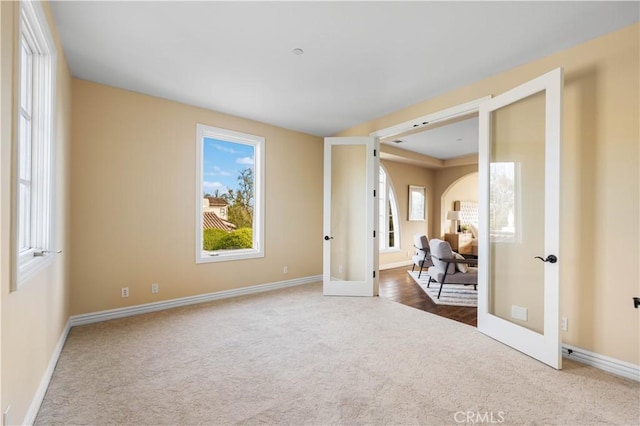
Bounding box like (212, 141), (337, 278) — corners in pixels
(489, 92), (546, 333)
(323, 137), (378, 296)
(478, 69), (562, 369)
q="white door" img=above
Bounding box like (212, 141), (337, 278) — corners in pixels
(477, 68), (563, 369)
(323, 137), (379, 296)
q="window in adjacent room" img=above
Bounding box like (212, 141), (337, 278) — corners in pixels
(379, 165), (400, 252)
(196, 124), (264, 263)
(15, 1), (57, 288)
(490, 161), (520, 243)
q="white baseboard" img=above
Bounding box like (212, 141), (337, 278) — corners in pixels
(23, 319), (72, 425)
(380, 260), (412, 271)
(562, 344), (639, 382)
(69, 275), (321, 327)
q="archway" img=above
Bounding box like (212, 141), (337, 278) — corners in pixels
(440, 172), (478, 236)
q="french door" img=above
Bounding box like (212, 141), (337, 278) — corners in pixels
(477, 68), (563, 369)
(323, 137), (379, 296)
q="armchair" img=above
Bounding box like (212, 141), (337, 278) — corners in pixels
(427, 238), (478, 299)
(411, 234), (433, 278)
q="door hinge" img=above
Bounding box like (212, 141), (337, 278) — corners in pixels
(373, 271), (376, 278)
(373, 189), (376, 197)
(373, 149), (377, 157)
(373, 230), (376, 238)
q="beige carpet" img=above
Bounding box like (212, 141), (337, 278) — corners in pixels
(36, 283), (639, 425)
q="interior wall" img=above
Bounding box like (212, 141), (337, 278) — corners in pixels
(440, 172), (478, 237)
(379, 160), (435, 268)
(337, 24), (640, 365)
(432, 165), (478, 239)
(0, 2), (72, 423)
(70, 80), (324, 315)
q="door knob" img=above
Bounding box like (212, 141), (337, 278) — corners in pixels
(534, 254), (557, 263)
(324, 235), (334, 241)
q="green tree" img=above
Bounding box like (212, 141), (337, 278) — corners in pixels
(221, 188), (235, 204)
(203, 228), (252, 251)
(228, 168), (254, 229)
(203, 228), (228, 251)
(219, 228), (253, 249)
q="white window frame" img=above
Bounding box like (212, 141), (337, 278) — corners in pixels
(379, 165), (400, 253)
(195, 124), (265, 263)
(13, 0), (57, 289)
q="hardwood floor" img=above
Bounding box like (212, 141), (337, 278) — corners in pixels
(379, 266), (477, 327)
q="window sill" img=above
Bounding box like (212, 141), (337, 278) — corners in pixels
(380, 248), (401, 254)
(16, 254), (55, 289)
(197, 249), (264, 264)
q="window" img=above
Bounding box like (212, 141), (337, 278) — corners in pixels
(379, 166), (400, 252)
(490, 162), (520, 243)
(196, 124), (264, 263)
(14, 1), (57, 288)
(408, 185), (426, 221)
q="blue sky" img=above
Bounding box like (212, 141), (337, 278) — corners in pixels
(203, 137), (254, 196)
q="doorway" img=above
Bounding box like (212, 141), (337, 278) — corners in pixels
(370, 69), (564, 369)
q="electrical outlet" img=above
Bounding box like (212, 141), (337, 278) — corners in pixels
(3, 405), (11, 426)
(283, 266), (288, 274)
(151, 283), (159, 294)
(121, 287), (129, 298)
(561, 317), (568, 331)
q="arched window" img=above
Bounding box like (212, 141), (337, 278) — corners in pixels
(379, 166), (400, 252)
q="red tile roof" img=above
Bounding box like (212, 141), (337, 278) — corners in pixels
(203, 212), (236, 232)
(206, 197), (228, 207)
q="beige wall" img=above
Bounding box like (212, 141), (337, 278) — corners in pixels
(379, 160), (435, 268)
(70, 80), (323, 315)
(440, 171), (478, 237)
(339, 24), (640, 365)
(0, 2), (72, 423)
(432, 165), (478, 239)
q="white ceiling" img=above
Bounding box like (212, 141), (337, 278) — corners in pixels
(51, 1), (639, 138)
(387, 116), (480, 160)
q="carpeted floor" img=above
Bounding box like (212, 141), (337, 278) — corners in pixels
(36, 283), (639, 425)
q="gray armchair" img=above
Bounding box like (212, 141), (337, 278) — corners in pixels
(427, 238), (478, 299)
(411, 234), (433, 278)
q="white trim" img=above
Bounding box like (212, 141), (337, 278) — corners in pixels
(379, 248), (401, 255)
(14, 0), (58, 290)
(369, 96), (491, 140)
(379, 260), (412, 271)
(23, 319), (71, 426)
(562, 344), (640, 382)
(69, 275), (321, 326)
(379, 163), (400, 252)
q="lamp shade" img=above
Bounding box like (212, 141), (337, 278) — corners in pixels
(446, 211), (461, 220)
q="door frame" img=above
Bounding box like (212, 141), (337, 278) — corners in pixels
(369, 97), (490, 141)
(370, 70), (563, 370)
